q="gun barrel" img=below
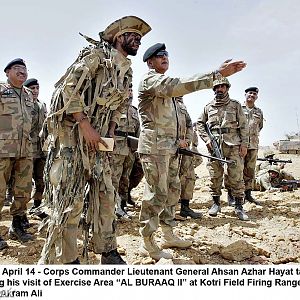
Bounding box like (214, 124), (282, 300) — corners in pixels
(257, 158), (292, 163)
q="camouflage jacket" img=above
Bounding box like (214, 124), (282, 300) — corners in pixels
(113, 104), (140, 155)
(47, 43), (132, 171)
(138, 69), (214, 155)
(31, 99), (47, 158)
(0, 82), (33, 158)
(256, 170), (294, 192)
(197, 98), (249, 147)
(242, 105), (263, 149)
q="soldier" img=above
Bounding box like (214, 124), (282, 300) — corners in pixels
(255, 165), (295, 192)
(138, 42), (246, 260)
(177, 101), (202, 219)
(23, 78), (48, 220)
(0, 58), (34, 250)
(197, 77), (249, 221)
(38, 16), (151, 264)
(256, 149), (285, 173)
(238, 87), (263, 206)
(109, 85), (140, 220)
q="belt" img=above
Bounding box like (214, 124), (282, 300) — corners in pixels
(114, 131), (135, 137)
(211, 128), (237, 134)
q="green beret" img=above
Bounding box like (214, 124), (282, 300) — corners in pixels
(143, 43), (166, 62)
(24, 78), (39, 87)
(245, 87), (259, 93)
(4, 58), (26, 72)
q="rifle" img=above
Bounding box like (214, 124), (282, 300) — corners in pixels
(205, 124), (226, 164)
(257, 158), (292, 164)
(274, 180), (300, 192)
(178, 148), (235, 164)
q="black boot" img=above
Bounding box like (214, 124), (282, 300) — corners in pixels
(65, 258), (80, 264)
(29, 200), (41, 214)
(244, 189), (260, 205)
(235, 197), (249, 221)
(101, 249), (127, 265)
(127, 190), (136, 206)
(0, 236), (8, 250)
(180, 199), (202, 219)
(20, 215), (30, 229)
(9, 216), (34, 242)
(227, 189), (235, 206)
(208, 196), (221, 216)
(29, 200), (48, 220)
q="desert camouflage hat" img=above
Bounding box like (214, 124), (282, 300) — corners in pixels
(268, 165), (280, 174)
(102, 16), (151, 44)
(264, 149), (275, 158)
(213, 77), (231, 89)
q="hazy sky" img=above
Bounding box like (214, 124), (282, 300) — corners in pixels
(1, 0), (300, 146)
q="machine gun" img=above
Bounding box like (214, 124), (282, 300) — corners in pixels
(256, 158), (292, 164)
(177, 148), (234, 164)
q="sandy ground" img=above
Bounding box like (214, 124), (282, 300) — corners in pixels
(0, 150), (299, 265)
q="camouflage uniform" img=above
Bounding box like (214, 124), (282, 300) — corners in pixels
(255, 167), (295, 192)
(39, 16), (151, 264)
(197, 98), (249, 198)
(242, 105), (263, 190)
(138, 69), (214, 238)
(0, 82), (33, 217)
(109, 103), (140, 217)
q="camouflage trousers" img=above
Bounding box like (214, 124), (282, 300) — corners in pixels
(0, 158), (33, 217)
(179, 155), (196, 200)
(209, 143), (245, 198)
(139, 153), (181, 237)
(32, 157), (46, 201)
(243, 149), (258, 190)
(109, 151), (135, 197)
(39, 148), (117, 264)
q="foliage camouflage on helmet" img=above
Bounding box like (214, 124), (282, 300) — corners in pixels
(267, 165), (280, 174)
(212, 77), (231, 89)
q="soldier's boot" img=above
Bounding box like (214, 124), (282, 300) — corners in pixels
(139, 234), (173, 260)
(65, 258), (80, 264)
(29, 200), (49, 220)
(208, 196), (221, 216)
(8, 216), (34, 242)
(235, 197), (249, 221)
(160, 224), (192, 249)
(101, 249), (127, 265)
(227, 189), (235, 207)
(20, 214), (30, 229)
(244, 189), (261, 205)
(127, 190), (136, 207)
(179, 199), (202, 219)
(116, 196), (131, 221)
(0, 236), (8, 250)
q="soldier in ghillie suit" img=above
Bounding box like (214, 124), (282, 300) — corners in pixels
(38, 16), (151, 264)
(241, 87), (263, 206)
(197, 77), (250, 221)
(0, 58), (34, 250)
(138, 42), (247, 261)
(109, 85), (140, 220)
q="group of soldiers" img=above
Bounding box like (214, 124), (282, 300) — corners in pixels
(0, 15), (296, 263)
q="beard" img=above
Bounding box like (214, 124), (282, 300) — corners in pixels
(122, 39), (138, 56)
(215, 91), (225, 99)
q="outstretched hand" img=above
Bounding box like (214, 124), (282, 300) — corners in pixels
(218, 59), (247, 77)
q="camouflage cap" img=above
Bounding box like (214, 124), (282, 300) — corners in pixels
(268, 165), (280, 174)
(264, 149), (275, 158)
(212, 77), (231, 89)
(245, 87), (259, 93)
(24, 78), (39, 87)
(102, 16), (151, 44)
(4, 58), (26, 72)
